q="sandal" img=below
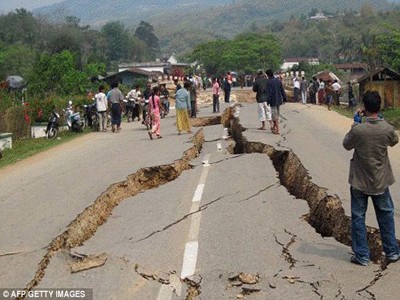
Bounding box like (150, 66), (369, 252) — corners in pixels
(157, 135), (162, 139)
(148, 131), (153, 140)
(258, 127), (266, 130)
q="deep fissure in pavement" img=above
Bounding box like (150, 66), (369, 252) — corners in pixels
(224, 109), (400, 264)
(191, 116), (222, 127)
(18, 130), (205, 299)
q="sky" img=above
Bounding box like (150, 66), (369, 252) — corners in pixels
(0, 0), (64, 14)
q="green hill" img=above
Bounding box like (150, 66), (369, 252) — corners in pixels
(151, 0), (399, 56)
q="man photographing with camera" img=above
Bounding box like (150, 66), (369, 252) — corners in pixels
(343, 90), (400, 266)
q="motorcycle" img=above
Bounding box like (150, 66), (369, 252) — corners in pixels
(123, 98), (136, 122)
(83, 101), (100, 131)
(160, 95), (169, 119)
(64, 101), (85, 133)
(45, 111), (60, 139)
(142, 99), (151, 130)
(107, 112), (111, 128)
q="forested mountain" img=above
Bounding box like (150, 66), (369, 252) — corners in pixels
(32, 0), (400, 56)
(1, 1), (400, 100)
(34, 0), (399, 29)
(33, 0), (232, 27)
(152, 0), (400, 56)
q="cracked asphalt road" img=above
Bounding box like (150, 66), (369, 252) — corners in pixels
(1, 93), (400, 299)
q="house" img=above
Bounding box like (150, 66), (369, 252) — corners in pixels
(119, 56), (190, 76)
(333, 63), (367, 80)
(102, 68), (163, 87)
(118, 61), (169, 74)
(358, 67), (400, 108)
(309, 13), (330, 21)
(281, 58), (319, 71)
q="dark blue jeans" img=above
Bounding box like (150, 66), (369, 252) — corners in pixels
(224, 89), (231, 103)
(213, 94), (220, 112)
(351, 187), (399, 264)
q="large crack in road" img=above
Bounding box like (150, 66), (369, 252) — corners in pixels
(17, 129), (205, 299)
(14, 106), (399, 299)
(223, 107), (400, 265)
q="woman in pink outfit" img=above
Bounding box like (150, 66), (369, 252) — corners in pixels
(148, 86), (163, 139)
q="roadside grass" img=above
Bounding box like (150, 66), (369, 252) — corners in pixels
(331, 105), (357, 119)
(0, 130), (88, 169)
(332, 105), (400, 129)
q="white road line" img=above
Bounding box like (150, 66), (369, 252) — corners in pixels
(156, 285), (172, 300)
(188, 205), (201, 241)
(180, 241), (199, 279)
(192, 184), (204, 202)
(158, 153), (211, 300)
(199, 167), (210, 184)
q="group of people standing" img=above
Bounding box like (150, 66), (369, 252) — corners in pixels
(252, 69), (287, 135)
(92, 79), (196, 140)
(294, 76), (343, 110)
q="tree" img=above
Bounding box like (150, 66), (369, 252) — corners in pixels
(190, 33), (282, 75)
(101, 21), (132, 63)
(28, 50), (87, 96)
(377, 25), (400, 72)
(0, 9), (38, 46)
(134, 21), (160, 60)
(0, 44), (36, 79)
(361, 34), (383, 77)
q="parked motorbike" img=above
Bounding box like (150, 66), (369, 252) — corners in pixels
(64, 101), (85, 132)
(45, 110), (60, 139)
(107, 112), (111, 128)
(142, 99), (151, 130)
(123, 98), (136, 122)
(83, 101), (100, 131)
(160, 95), (169, 119)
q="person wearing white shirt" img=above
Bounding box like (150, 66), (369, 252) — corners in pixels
(126, 85), (142, 122)
(332, 79), (342, 106)
(95, 85), (108, 132)
(293, 77), (300, 102)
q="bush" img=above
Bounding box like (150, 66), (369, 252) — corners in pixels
(4, 106), (30, 139)
(0, 89), (16, 111)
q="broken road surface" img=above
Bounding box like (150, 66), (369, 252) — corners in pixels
(1, 95), (400, 299)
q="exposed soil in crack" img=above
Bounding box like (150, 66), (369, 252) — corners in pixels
(134, 264), (174, 285)
(183, 275), (202, 300)
(191, 116), (221, 127)
(17, 129), (205, 300)
(223, 107), (400, 264)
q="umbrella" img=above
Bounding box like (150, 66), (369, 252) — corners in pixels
(6, 75), (26, 89)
